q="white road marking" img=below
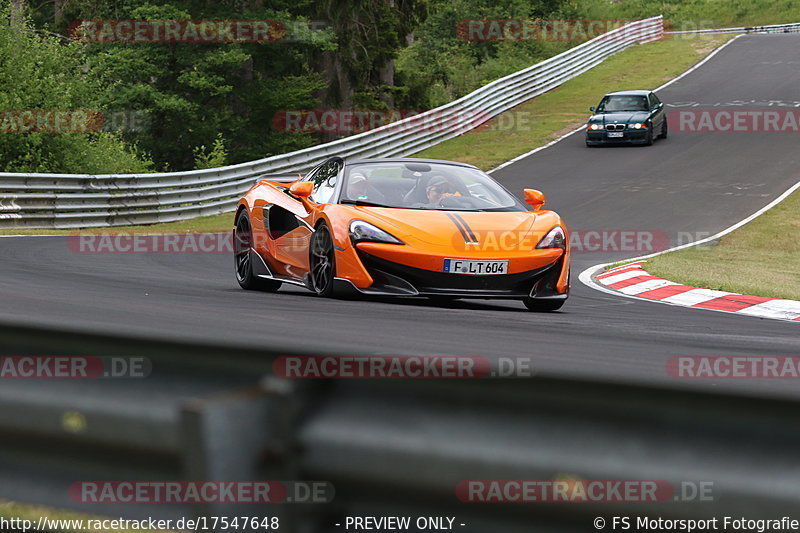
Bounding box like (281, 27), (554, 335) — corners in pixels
(661, 288), (732, 306)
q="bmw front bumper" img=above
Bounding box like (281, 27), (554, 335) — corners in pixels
(586, 129), (649, 145)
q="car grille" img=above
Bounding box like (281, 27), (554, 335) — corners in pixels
(356, 251), (555, 296)
(606, 124), (625, 131)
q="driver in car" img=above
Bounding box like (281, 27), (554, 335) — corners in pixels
(347, 172), (386, 203)
(425, 175), (457, 206)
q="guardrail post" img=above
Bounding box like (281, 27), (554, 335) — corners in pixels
(179, 380), (302, 531)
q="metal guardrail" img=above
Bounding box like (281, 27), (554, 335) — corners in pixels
(0, 16), (663, 229)
(2, 322), (800, 531)
(666, 22), (800, 35)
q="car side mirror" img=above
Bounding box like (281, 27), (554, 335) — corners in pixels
(289, 181), (314, 198)
(589, 106), (596, 112)
(524, 189), (546, 211)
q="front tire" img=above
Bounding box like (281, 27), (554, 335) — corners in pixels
(234, 210), (281, 292)
(309, 223), (337, 297)
(658, 118), (668, 139)
(522, 298), (565, 312)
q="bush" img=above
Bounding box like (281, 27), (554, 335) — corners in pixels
(193, 133), (228, 170)
(0, 7), (152, 174)
(396, 0), (577, 108)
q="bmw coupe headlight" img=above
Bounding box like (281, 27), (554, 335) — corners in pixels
(349, 220), (404, 245)
(536, 226), (566, 250)
(589, 123), (603, 130)
(630, 123), (647, 129)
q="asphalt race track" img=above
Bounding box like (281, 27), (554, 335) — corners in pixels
(1, 34), (799, 398)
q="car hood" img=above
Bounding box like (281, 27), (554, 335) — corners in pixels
(348, 207), (539, 248)
(591, 111), (650, 124)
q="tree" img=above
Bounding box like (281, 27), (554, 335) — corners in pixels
(50, 0), (334, 170)
(315, 0), (426, 112)
(397, 0), (577, 107)
(0, 5), (151, 173)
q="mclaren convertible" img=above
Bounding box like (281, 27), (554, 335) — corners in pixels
(234, 158), (570, 311)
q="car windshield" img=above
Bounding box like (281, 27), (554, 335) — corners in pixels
(338, 162), (525, 211)
(597, 94), (649, 112)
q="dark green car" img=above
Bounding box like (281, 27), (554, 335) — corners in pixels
(585, 90), (667, 146)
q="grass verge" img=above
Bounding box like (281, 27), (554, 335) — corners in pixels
(644, 187), (800, 301)
(579, 0), (800, 29)
(0, 500), (175, 533)
(0, 212), (233, 236)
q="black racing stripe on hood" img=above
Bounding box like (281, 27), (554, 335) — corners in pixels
(445, 212), (472, 243)
(451, 213), (478, 243)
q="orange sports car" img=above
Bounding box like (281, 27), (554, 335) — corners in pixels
(234, 158), (570, 311)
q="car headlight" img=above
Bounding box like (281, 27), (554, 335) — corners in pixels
(536, 226), (566, 250)
(588, 124), (603, 130)
(630, 123), (647, 129)
(349, 220), (404, 245)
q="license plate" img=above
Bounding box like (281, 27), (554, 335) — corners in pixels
(607, 131), (624, 138)
(443, 259), (508, 275)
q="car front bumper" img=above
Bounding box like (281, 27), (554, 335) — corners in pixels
(333, 250), (569, 299)
(586, 129), (650, 144)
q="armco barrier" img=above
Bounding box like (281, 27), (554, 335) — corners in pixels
(667, 21), (800, 35)
(2, 322), (800, 530)
(0, 16), (663, 229)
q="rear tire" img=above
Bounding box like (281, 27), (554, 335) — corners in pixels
(522, 298), (565, 312)
(234, 210), (281, 292)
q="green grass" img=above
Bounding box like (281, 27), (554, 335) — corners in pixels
(579, 0), (800, 29)
(0, 212), (232, 235)
(415, 34), (732, 169)
(645, 189), (800, 301)
(0, 500), (175, 533)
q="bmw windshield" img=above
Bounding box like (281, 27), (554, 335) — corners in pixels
(597, 94), (649, 112)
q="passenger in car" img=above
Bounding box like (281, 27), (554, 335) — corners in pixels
(346, 173), (387, 204)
